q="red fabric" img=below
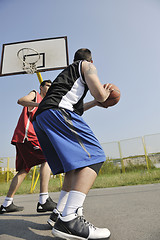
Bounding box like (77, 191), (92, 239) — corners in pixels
(15, 140), (46, 172)
(11, 92), (42, 144)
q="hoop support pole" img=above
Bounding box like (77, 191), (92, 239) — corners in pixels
(36, 72), (43, 84)
(29, 72), (43, 193)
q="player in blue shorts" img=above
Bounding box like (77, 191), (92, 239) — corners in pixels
(33, 48), (112, 239)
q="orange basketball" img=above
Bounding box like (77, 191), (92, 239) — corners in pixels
(101, 83), (121, 108)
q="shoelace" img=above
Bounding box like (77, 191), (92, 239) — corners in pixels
(78, 215), (96, 230)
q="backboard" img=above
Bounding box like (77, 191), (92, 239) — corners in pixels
(0, 36), (69, 76)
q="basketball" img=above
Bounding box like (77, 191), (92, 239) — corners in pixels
(101, 83), (121, 108)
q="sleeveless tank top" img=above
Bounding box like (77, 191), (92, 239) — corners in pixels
(34, 60), (88, 119)
(11, 91), (42, 144)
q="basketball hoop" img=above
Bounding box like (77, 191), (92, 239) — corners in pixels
(17, 48), (40, 74)
(0, 37), (69, 77)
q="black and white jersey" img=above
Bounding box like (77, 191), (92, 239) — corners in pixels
(34, 60), (88, 118)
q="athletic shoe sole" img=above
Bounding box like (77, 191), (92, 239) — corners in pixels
(52, 228), (110, 240)
(52, 228), (86, 240)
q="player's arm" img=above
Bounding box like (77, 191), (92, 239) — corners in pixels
(82, 61), (112, 103)
(84, 100), (96, 111)
(84, 99), (106, 111)
(17, 91), (39, 110)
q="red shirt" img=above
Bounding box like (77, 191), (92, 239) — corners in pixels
(11, 91), (42, 144)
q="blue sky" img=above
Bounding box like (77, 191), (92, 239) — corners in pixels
(0, 0), (160, 162)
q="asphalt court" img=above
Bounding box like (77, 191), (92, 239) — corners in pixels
(0, 183), (160, 240)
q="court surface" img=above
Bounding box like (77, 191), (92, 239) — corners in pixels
(0, 183), (160, 240)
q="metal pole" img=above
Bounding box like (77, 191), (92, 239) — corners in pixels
(142, 136), (149, 170)
(118, 141), (125, 173)
(36, 72), (43, 84)
(30, 72), (63, 192)
(7, 157), (10, 182)
(30, 72), (43, 192)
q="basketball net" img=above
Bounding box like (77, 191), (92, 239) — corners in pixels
(17, 48), (40, 74)
(23, 62), (37, 74)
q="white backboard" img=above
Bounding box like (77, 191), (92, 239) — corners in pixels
(0, 36), (69, 76)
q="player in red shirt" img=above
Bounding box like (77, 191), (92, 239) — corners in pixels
(0, 80), (57, 214)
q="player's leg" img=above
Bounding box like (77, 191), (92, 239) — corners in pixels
(48, 168), (97, 227)
(37, 161), (57, 212)
(40, 161), (51, 193)
(50, 166), (99, 222)
(7, 169), (27, 198)
(26, 140), (57, 213)
(53, 165), (110, 240)
(61, 167), (97, 217)
(48, 170), (73, 226)
(0, 144), (28, 214)
(0, 169), (27, 214)
(50, 110), (110, 239)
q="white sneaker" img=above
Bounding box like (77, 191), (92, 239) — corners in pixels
(52, 207), (111, 239)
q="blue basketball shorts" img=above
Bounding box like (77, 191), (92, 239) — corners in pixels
(33, 108), (106, 175)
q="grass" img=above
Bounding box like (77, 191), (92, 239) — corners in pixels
(93, 169), (160, 188)
(1, 168), (160, 196)
(0, 175), (63, 197)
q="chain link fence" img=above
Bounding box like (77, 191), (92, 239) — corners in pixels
(102, 133), (160, 171)
(1, 133), (160, 181)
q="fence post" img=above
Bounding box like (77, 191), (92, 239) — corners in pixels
(7, 157), (10, 182)
(30, 166), (37, 193)
(32, 172), (40, 192)
(118, 141), (125, 173)
(59, 174), (63, 188)
(142, 136), (149, 170)
(30, 166), (63, 193)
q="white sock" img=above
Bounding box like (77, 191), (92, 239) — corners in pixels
(3, 197), (13, 207)
(39, 192), (48, 204)
(56, 190), (69, 213)
(62, 190), (86, 217)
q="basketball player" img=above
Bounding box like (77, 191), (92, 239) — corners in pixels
(0, 80), (56, 214)
(33, 49), (112, 239)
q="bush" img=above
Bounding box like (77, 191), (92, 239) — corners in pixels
(100, 159), (121, 175)
(124, 161), (147, 172)
(124, 159), (155, 173)
(0, 170), (14, 182)
(99, 157), (156, 176)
